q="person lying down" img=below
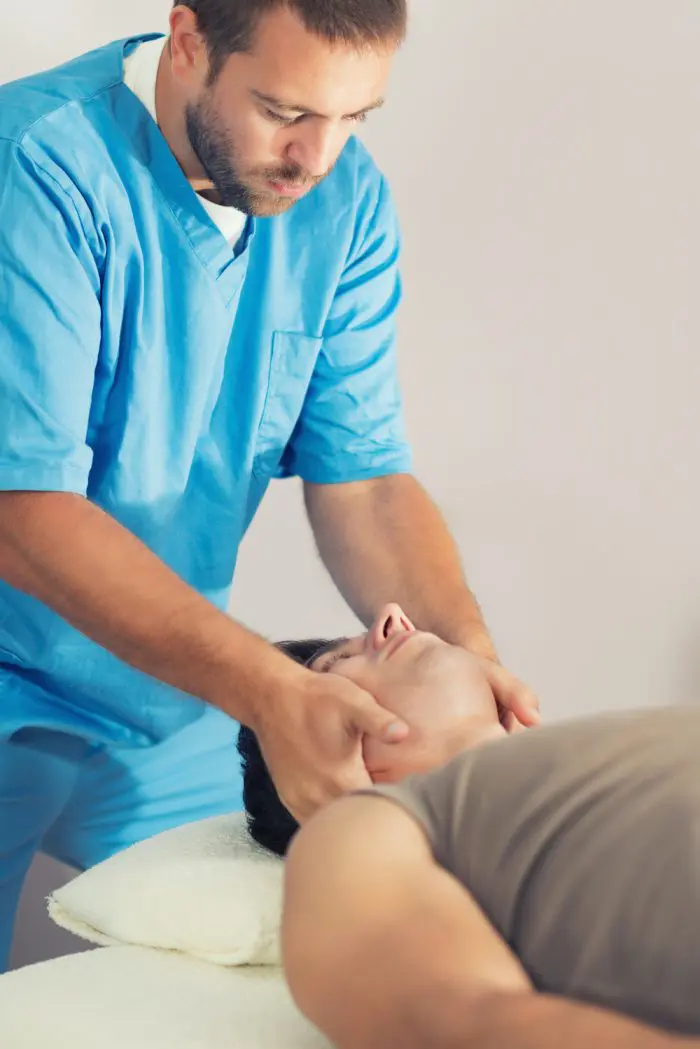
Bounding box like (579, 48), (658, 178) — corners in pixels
(237, 605), (700, 1049)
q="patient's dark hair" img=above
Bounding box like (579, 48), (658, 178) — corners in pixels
(237, 638), (340, 856)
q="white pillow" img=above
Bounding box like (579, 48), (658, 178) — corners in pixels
(0, 947), (331, 1049)
(48, 812), (284, 966)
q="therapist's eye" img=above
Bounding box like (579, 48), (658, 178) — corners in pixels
(263, 107), (299, 126)
(263, 108), (369, 127)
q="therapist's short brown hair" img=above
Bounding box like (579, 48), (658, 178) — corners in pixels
(177, 0), (408, 79)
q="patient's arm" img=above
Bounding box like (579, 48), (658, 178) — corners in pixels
(283, 794), (530, 1048)
(283, 796), (693, 1049)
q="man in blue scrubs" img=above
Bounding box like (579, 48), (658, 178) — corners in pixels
(0, 0), (538, 969)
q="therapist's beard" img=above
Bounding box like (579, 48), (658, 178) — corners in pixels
(185, 100), (322, 216)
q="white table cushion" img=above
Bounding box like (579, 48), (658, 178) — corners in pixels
(48, 812), (284, 966)
(0, 946), (331, 1049)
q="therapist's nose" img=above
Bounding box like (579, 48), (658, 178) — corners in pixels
(285, 121), (340, 180)
(370, 604), (416, 650)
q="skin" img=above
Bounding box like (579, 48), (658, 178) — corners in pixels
(0, 7), (538, 827)
(282, 636), (689, 1049)
(308, 602), (509, 781)
(303, 475), (541, 732)
(284, 797), (689, 1049)
(156, 5), (395, 215)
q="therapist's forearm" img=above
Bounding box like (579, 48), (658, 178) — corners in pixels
(304, 474), (497, 659)
(0, 492), (305, 726)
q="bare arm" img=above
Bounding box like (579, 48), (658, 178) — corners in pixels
(304, 474), (496, 658)
(305, 474), (540, 727)
(283, 794), (531, 1049)
(0, 492), (407, 821)
(0, 491), (303, 725)
(283, 796), (691, 1049)
(458, 993), (692, 1049)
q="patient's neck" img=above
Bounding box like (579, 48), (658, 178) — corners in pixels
(454, 716), (507, 753)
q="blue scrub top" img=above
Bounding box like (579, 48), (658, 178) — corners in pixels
(0, 36), (412, 747)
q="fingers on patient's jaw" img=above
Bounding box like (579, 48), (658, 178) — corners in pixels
(502, 703), (541, 732)
(490, 663), (541, 725)
(520, 693), (542, 722)
(506, 715), (527, 734)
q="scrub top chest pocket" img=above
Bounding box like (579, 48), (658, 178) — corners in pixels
(252, 331), (323, 476)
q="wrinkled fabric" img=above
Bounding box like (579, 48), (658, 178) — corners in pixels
(372, 706), (700, 1036)
(0, 35), (412, 747)
(0, 707), (244, 970)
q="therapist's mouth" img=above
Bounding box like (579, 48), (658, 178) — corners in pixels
(267, 180), (309, 198)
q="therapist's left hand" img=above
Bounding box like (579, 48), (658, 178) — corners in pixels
(474, 657), (541, 732)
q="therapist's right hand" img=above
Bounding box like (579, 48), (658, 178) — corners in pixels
(255, 673), (408, 824)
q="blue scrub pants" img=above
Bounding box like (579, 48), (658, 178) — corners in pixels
(0, 707), (243, 972)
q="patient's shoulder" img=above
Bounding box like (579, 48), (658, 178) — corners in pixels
(370, 705), (700, 885)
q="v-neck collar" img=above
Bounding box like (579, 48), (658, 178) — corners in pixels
(115, 34), (255, 307)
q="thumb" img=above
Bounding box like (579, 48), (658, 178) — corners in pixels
(348, 692), (409, 744)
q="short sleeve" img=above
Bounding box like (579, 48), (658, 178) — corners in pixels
(355, 750), (481, 875)
(280, 174), (413, 484)
(0, 137), (102, 495)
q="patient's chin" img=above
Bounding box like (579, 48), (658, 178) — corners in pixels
(363, 733), (454, 783)
(368, 756), (447, 784)
(363, 720), (503, 782)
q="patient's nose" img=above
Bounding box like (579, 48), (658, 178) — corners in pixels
(371, 604), (416, 648)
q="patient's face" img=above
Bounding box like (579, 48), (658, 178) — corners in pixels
(309, 605), (504, 781)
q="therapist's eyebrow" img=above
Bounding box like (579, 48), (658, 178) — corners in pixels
(251, 89), (385, 120)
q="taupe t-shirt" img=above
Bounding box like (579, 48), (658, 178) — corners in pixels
(370, 706), (700, 1035)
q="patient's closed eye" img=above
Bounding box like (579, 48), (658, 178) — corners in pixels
(321, 652), (352, 672)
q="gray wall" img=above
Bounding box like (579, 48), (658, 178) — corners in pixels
(5, 0), (700, 968)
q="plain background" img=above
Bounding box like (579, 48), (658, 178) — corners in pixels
(4, 0), (699, 968)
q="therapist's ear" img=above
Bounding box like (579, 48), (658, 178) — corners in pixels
(169, 6), (211, 85)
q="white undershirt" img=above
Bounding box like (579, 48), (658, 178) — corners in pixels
(123, 36), (246, 246)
